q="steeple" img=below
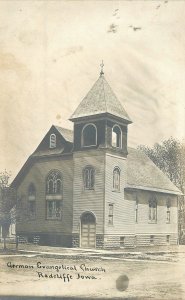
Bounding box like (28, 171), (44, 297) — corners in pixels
(70, 65), (132, 156)
(70, 70), (132, 124)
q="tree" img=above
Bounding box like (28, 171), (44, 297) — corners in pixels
(0, 170), (16, 250)
(138, 137), (185, 243)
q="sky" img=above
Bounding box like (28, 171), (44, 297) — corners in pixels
(0, 0), (185, 181)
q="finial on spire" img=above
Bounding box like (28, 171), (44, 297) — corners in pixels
(100, 60), (104, 76)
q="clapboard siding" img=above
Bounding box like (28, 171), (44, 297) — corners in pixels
(134, 190), (178, 234)
(16, 157), (73, 234)
(72, 150), (105, 234)
(104, 154), (135, 234)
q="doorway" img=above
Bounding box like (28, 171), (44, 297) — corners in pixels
(80, 212), (96, 248)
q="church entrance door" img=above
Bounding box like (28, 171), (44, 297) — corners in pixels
(80, 212), (96, 248)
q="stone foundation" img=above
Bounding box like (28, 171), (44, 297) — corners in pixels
(17, 232), (72, 247)
(96, 234), (104, 248)
(72, 234), (79, 248)
(16, 232), (178, 248)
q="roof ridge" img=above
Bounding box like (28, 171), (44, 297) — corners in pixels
(54, 125), (73, 132)
(102, 76), (108, 113)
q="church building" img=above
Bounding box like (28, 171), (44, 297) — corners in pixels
(11, 66), (181, 248)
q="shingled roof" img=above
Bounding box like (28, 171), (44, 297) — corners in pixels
(126, 147), (181, 195)
(11, 124), (181, 196)
(70, 75), (132, 123)
(54, 126), (73, 143)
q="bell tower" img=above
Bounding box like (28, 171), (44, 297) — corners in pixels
(69, 62), (132, 157)
(70, 63), (133, 248)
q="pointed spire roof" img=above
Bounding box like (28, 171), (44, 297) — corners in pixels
(69, 74), (132, 123)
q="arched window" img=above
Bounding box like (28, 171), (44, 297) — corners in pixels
(83, 166), (95, 190)
(113, 167), (120, 191)
(46, 171), (62, 194)
(82, 124), (97, 147)
(50, 133), (56, 148)
(149, 197), (157, 222)
(112, 125), (122, 148)
(28, 183), (36, 219)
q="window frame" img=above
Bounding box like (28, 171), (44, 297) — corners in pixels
(83, 166), (95, 190)
(148, 197), (157, 223)
(46, 170), (63, 195)
(81, 123), (97, 147)
(46, 199), (62, 220)
(113, 167), (121, 192)
(49, 133), (56, 148)
(112, 125), (122, 149)
(166, 199), (171, 224)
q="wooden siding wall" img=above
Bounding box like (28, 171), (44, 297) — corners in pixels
(16, 157), (73, 235)
(125, 190), (178, 235)
(72, 150), (105, 234)
(104, 153), (134, 235)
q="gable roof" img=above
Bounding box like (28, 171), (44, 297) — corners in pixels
(126, 147), (181, 195)
(11, 125), (181, 195)
(70, 75), (132, 123)
(54, 126), (73, 143)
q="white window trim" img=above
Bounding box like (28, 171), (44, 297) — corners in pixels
(112, 167), (121, 192)
(112, 124), (122, 149)
(83, 166), (95, 190)
(50, 133), (56, 148)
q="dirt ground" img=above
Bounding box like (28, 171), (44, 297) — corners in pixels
(0, 245), (185, 299)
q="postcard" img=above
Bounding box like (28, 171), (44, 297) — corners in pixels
(0, 1), (185, 299)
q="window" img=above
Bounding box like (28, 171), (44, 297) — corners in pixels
(83, 166), (95, 190)
(28, 183), (36, 219)
(82, 124), (97, 147)
(50, 134), (56, 148)
(166, 199), (171, 223)
(149, 198), (157, 223)
(120, 236), (125, 247)
(135, 199), (139, 223)
(112, 125), (122, 148)
(150, 235), (154, 245)
(166, 235), (170, 244)
(108, 204), (114, 225)
(46, 171), (62, 195)
(46, 171), (63, 220)
(113, 167), (120, 191)
(46, 200), (62, 220)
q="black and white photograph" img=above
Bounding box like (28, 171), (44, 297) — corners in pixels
(0, 1), (185, 299)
